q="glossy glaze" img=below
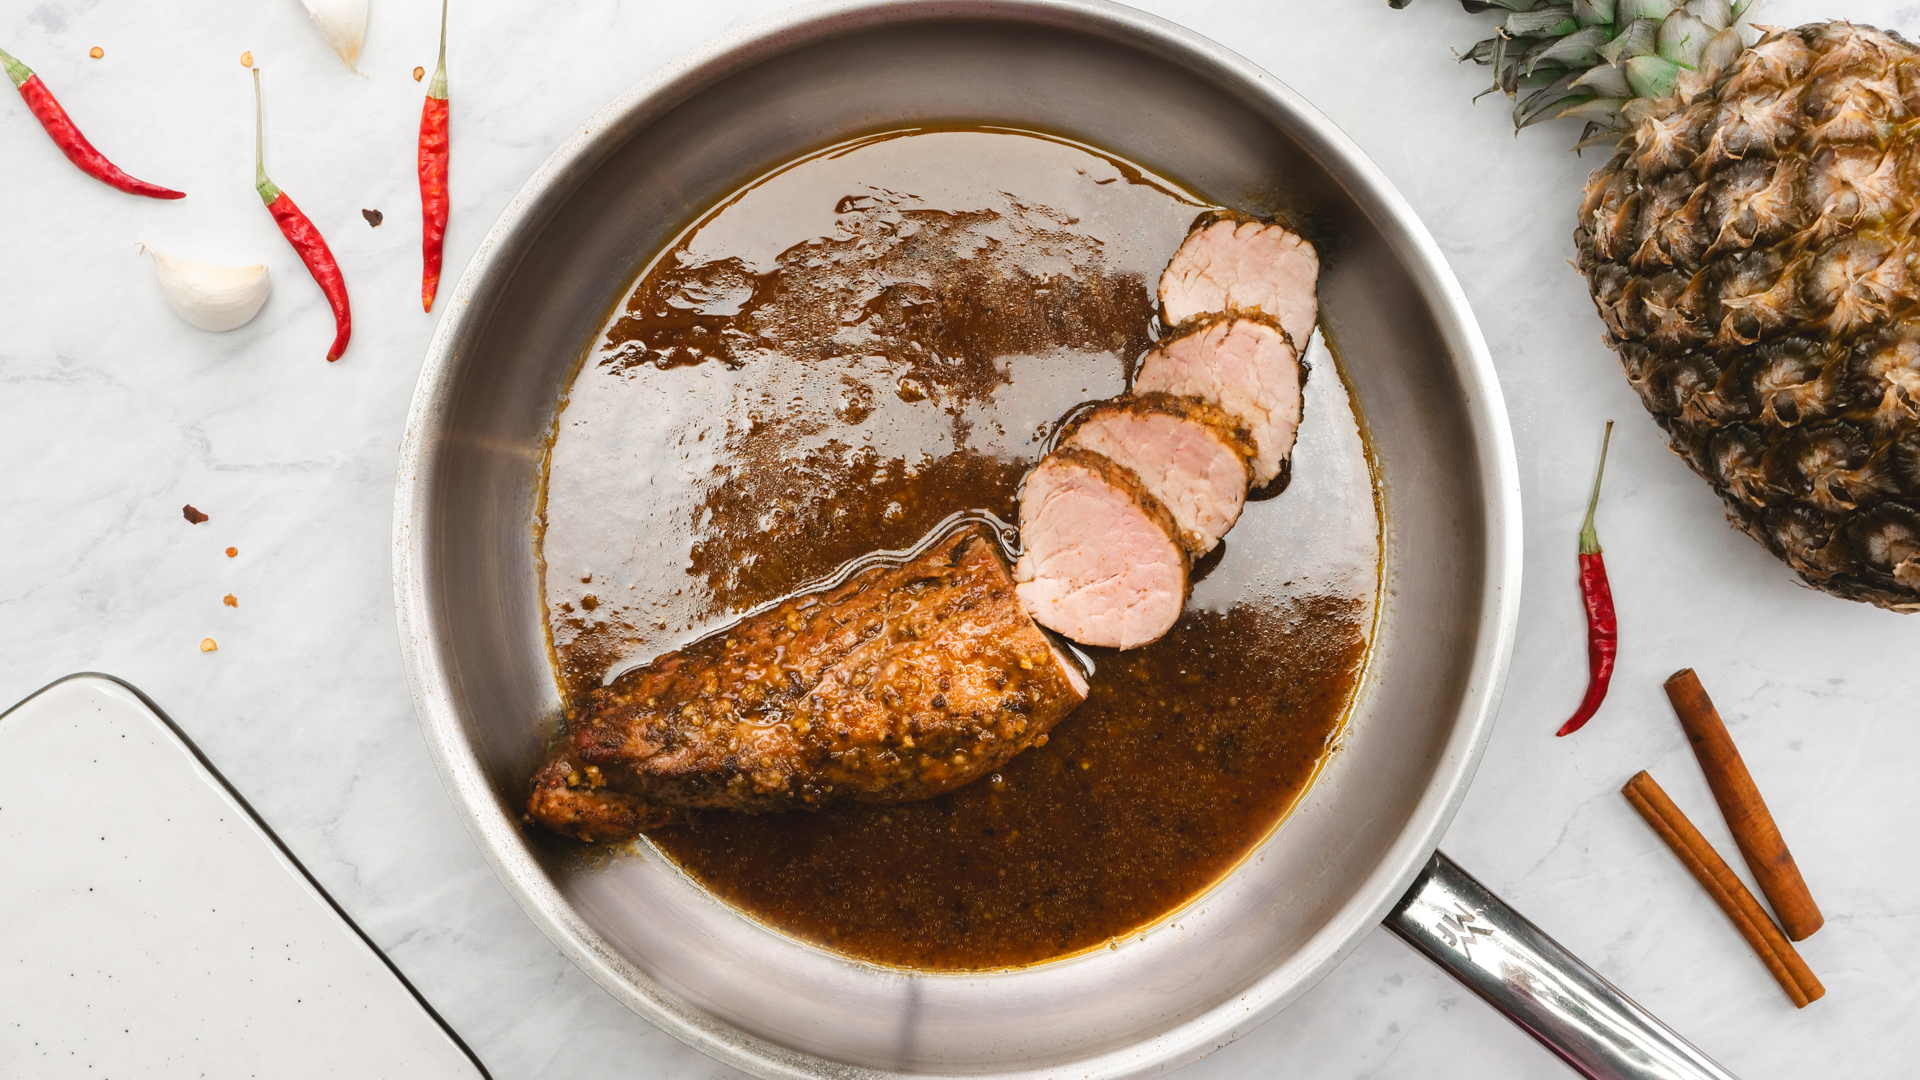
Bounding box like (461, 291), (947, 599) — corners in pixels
(538, 128), (1380, 969)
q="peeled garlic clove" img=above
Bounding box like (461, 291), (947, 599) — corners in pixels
(298, 0), (369, 72)
(143, 246), (272, 332)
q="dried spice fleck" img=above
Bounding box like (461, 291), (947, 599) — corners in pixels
(226, 546), (238, 557)
(362, 208), (383, 227)
(223, 594), (238, 608)
(413, 66), (424, 81)
(199, 638), (218, 652)
(183, 504), (209, 524)
(240, 51), (253, 68)
(88, 47), (103, 59)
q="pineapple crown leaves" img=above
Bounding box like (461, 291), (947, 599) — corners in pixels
(1391, 0), (1761, 143)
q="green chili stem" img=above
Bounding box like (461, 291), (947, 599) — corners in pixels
(253, 67), (281, 204)
(1578, 420), (1615, 556)
(428, 0), (450, 100)
(0, 44), (33, 89)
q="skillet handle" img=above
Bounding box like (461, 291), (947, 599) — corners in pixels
(1385, 851), (1740, 1080)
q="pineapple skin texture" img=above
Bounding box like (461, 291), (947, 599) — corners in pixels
(1577, 23), (1920, 612)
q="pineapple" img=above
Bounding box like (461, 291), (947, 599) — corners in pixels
(1399, 0), (1920, 611)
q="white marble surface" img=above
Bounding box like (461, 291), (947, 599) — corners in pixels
(2, 1), (1916, 1077)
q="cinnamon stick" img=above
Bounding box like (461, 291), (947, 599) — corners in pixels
(1664, 669), (1824, 940)
(1622, 771), (1824, 1007)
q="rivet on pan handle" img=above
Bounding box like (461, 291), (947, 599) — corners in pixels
(1386, 851), (1740, 1080)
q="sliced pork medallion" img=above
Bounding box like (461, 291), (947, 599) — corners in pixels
(1134, 315), (1304, 487)
(1159, 211), (1320, 345)
(1014, 447), (1188, 650)
(1060, 392), (1255, 556)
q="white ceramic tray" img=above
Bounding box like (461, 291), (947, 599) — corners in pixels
(0, 674), (490, 1079)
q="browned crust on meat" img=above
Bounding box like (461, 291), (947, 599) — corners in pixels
(1186, 207), (1284, 233)
(527, 755), (679, 842)
(1037, 445), (1194, 565)
(525, 525), (1088, 842)
(1149, 309), (1301, 357)
(1059, 391), (1259, 480)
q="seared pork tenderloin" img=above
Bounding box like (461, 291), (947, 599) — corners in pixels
(528, 526), (1088, 842)
(535, 209), (1324, 841)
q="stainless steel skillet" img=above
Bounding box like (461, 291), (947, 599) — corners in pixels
(393, 3), (1737, 1078)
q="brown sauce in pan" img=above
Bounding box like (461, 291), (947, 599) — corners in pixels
(539, 128), (1380, 969)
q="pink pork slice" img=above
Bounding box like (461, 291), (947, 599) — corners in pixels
(1159, 213), (1320, 347)
(1014, 447), (1188, 651)
(1061, 393), (1254, 556)
(1133, 316), (1303, 487)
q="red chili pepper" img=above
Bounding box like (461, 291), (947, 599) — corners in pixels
(253, 68), (351, 362)
(418, 0), (451, 312)
(1558, 420), (1617, 737)
(0, 44), (183, 199)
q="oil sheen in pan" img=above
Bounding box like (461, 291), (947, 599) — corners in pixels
(536, 127), (1382, 970)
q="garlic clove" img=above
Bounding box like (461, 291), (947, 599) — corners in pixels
(142, 246), (272, 332)
(298, 0), (369, 72)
